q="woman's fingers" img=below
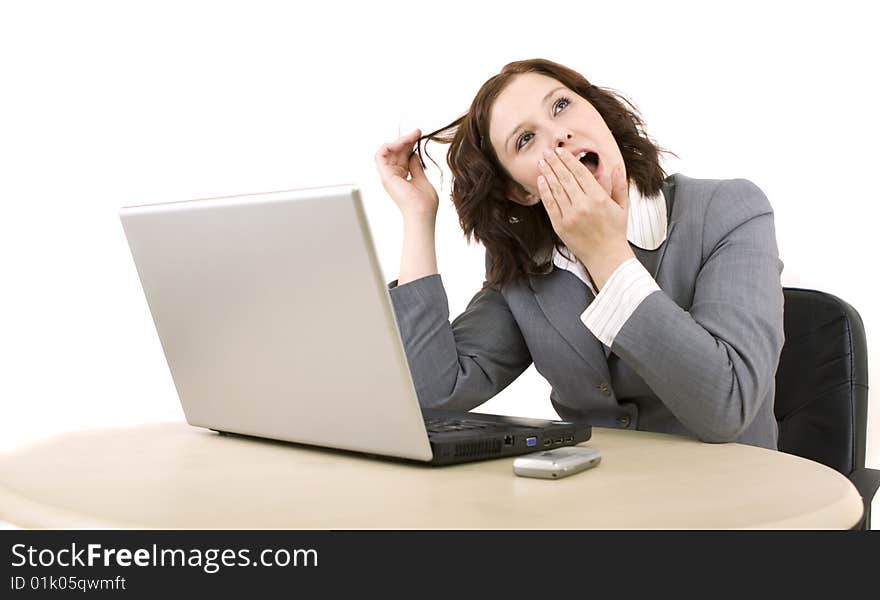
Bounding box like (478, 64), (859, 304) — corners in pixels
(375, 130), (425, 188)
(552, 148), (597, 194)
(378, 129), (421, 163)
(538, 155), (572, 209)
(391, 128), (421, 148)
(537, 175), (560, 222)
(544, 150), (579, 195)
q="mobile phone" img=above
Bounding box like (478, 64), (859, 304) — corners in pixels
(512, 446), (602, 479)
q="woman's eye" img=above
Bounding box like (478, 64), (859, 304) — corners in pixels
(516, 96), (571, 152)
(516, 132), (533, 151)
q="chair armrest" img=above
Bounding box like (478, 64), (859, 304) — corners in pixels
(848, 468), (880, 530)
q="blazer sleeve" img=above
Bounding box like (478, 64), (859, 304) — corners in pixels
(610, 178), (785, 443)
(387, 271), (532, 411)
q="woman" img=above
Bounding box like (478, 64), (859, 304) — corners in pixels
(374, 58), (784, 449)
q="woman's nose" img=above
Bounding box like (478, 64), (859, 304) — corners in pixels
(554, 132), (573, 149)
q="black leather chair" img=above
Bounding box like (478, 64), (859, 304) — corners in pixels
(774, 288), (880, 529)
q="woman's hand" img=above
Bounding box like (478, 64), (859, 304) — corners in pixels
(537, 147), (635, 290)
(374, 128), (439, 219)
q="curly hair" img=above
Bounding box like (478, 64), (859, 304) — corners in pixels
(412, 58), (678, 290)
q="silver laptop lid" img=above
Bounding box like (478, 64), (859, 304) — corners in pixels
(120, 185), (433, 462)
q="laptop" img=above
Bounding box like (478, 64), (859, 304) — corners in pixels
(119, 184), (590, 465)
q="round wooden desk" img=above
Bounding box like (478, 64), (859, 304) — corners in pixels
(0, 422), (864, 529)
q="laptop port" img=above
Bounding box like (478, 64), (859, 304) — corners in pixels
(526, 436), (537, 447)
(543, 439), (552, 447)
(503, 435), (514, 446)
(554, 438), (563, 445)
(564, 435), (573, 442)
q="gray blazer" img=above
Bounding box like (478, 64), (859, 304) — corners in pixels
(387, 173), (785, 450)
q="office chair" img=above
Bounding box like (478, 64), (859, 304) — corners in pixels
(774, 288), (880, 530)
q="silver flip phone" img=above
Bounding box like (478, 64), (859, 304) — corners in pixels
(512, 446), (602, 479)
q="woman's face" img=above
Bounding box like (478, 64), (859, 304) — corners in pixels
(487, 72), (625, 206)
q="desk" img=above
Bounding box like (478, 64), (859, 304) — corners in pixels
(0, 422), (864, 529)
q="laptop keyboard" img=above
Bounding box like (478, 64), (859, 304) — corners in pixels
(423, 417), (495, 434)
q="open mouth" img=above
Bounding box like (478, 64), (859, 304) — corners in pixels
(577, 151), (600, 176)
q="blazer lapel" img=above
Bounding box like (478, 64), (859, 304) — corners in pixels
(631, 176), (678, 280)
(632, 221), (676, 279)
(529, 269), (612, 384)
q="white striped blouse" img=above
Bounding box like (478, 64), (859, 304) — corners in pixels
(551, 181), (667, 347)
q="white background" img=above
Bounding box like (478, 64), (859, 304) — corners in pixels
(1, 0), (877, 525)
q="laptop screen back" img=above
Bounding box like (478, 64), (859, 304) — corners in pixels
(120, 185), (433, 461)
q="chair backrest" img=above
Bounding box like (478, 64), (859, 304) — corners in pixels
(774, 288), (869, 476)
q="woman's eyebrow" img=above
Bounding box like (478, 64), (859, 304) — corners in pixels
(505, 86), (567, 152)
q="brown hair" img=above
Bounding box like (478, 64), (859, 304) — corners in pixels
(413, 58), (678, 290)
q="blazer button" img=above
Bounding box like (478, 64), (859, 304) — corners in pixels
(617, 416), (631, 428)
(598, 382), (611, 396)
